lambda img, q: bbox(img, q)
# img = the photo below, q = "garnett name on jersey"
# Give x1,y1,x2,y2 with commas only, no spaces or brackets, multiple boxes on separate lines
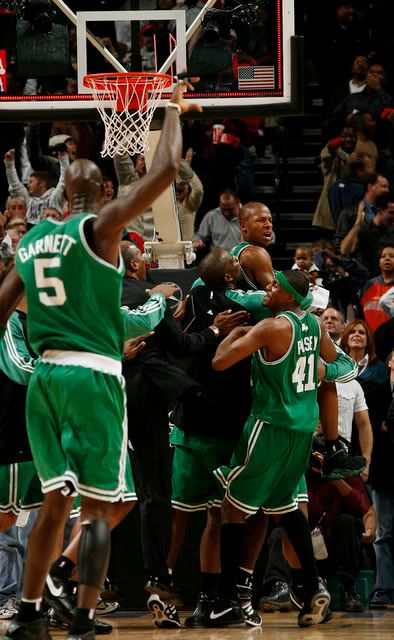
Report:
297,335,318,355
18,234,77,263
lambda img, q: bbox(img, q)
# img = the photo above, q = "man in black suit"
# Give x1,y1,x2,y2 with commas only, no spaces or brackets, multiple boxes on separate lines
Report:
120,242,248,627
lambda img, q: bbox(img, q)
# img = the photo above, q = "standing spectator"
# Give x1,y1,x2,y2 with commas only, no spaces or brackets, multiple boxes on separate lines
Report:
352,112,379,169
313,127,357,232
333,63,392,123
193,189,241,253
335,174,389,254
327,55,369,115
360,245,394,332
366,349,394,607
328,153,374,225
4,149,68,226
175,151,204,241
114,153,154,241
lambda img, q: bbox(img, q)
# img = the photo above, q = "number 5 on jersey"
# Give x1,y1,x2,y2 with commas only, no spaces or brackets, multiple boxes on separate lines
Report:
34,258,67,307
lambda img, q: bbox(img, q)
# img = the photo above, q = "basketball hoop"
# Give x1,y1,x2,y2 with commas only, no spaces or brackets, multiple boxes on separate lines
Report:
83,72,173,158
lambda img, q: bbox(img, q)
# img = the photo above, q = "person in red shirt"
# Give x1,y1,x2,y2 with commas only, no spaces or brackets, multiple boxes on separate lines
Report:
360,244,394,332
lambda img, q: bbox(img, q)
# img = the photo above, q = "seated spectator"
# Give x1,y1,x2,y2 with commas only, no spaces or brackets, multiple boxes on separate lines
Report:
3,148,68,226
378,285,394,319
0,196,27,239
335,173,390,256
0,219,27,259
101,176,116,205
307,441,376,613
360,245,394,332
140,25,156,72
193,188,241,253
340,319,388,388
292,245,322,285
312,238,335,270
365,349,394,607
313,127,357,232
172,150,203,242
328,153,374,225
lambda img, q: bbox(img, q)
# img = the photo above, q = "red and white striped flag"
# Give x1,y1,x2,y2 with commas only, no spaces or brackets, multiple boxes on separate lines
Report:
238,65,275,90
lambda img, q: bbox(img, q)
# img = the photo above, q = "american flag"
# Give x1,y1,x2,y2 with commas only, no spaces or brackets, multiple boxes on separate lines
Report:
238,65,275,90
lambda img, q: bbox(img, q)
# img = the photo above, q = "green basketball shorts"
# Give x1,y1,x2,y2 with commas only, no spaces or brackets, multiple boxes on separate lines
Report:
0,462,43,515
27,358,135,502
171,430,238,511
214,415,313,515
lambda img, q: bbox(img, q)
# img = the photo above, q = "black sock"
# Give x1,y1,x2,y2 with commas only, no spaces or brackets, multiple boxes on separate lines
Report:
291,568,305,588
69,608,95,635
281,510,319,596
217,523,245,600
51,554,76,582
200,572,220,599
237,567,253,590
16,600,42,623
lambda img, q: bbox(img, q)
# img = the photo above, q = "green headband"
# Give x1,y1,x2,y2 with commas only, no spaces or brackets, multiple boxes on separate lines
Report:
276,271,313,310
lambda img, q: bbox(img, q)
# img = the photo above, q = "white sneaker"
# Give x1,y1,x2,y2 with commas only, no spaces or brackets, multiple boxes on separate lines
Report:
147,593,181,628
96,597,120,615
0,597,17,620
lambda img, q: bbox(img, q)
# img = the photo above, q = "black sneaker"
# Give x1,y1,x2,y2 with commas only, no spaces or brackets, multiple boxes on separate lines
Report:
4,618,52,640
322,449,365,480
184,595,215,628
144,578,183,606
44,575,76,625
206,599,245,628
237,584,262,626
259,580,293,612
298,578,330,627
343,587,364,612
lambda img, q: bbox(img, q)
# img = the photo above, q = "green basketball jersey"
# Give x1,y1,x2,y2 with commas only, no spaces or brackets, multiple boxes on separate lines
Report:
231,242,259,291
251,310,321,432
16,213,126,360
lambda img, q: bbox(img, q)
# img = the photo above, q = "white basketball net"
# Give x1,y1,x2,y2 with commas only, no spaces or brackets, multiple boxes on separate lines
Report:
84,73,172,158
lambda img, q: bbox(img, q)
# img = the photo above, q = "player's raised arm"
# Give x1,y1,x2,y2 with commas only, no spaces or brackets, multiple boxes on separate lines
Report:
0,269,25,340
95,81,202,244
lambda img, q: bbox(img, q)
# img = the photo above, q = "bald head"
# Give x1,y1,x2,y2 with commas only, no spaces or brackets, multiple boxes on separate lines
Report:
65,159,102,203
120,240,146,280
198,248,240,290
239,202,273,246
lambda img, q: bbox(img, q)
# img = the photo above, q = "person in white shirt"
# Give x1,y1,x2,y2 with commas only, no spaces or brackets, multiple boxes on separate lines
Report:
322,306,346,344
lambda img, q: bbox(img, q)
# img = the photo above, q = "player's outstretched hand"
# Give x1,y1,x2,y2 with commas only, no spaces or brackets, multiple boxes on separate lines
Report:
213,309,250,336
4,148,15,162
170,79,203,115
146,283,180,299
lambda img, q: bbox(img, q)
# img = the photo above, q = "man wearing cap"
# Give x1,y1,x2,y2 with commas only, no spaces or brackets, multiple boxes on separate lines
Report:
209,270,336,627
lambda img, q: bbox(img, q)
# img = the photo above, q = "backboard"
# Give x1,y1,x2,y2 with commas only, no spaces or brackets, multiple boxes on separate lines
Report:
0,0,302,122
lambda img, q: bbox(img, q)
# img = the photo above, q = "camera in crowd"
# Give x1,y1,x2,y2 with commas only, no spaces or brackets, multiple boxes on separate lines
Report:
201,2,264,43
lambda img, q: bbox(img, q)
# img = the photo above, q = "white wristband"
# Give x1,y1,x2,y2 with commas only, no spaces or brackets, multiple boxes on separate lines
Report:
166,102,181,114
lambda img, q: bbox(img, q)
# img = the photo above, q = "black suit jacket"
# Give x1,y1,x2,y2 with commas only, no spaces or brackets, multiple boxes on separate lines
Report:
121,278,218,405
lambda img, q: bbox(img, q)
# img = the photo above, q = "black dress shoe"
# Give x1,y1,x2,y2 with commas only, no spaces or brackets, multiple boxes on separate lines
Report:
259,581,293,612
343,588,364,612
